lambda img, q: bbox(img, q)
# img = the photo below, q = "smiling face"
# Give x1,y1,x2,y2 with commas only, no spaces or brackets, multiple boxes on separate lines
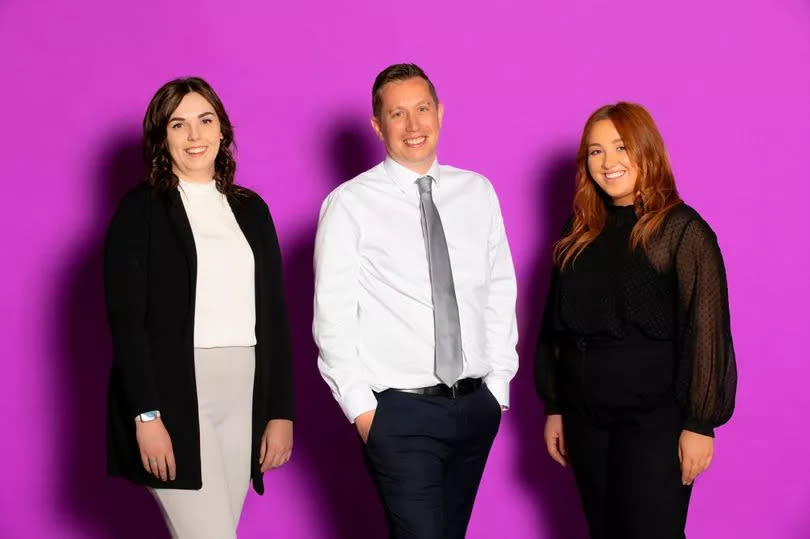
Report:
586,119,638,206
370,77,443,175
165,92,222,182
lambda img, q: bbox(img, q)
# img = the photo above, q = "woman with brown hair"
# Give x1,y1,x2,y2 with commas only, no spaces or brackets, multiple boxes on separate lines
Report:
535,102,737,538
104,77,294,538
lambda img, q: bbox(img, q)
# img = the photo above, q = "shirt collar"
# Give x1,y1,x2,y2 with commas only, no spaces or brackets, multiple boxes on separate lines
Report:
383,156,441,194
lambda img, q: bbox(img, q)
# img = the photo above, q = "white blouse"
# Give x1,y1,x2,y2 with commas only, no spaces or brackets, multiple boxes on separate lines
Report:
178,179,256,348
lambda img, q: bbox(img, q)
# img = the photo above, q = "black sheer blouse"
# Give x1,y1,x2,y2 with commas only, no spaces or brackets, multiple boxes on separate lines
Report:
534,203,737,436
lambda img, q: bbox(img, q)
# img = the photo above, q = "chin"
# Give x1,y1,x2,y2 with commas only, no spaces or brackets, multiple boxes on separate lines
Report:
402,147,427,158
189,162,215,172
601,184,631,198
610,192,634,203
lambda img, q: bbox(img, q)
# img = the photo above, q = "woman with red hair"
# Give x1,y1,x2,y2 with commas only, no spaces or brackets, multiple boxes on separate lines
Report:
535,102,737,538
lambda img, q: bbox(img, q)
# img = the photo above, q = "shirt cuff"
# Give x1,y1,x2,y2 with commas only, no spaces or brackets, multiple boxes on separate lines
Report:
340,386,378,424
683,416,715,438
544,402,561,415
483,375,510,409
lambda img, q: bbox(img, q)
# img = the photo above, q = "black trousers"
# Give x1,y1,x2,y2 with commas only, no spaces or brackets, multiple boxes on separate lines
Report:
363,385,502,539
559,337,692,539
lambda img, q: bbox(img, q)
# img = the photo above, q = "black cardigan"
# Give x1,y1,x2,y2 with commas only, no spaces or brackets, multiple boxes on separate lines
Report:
104,183,293,494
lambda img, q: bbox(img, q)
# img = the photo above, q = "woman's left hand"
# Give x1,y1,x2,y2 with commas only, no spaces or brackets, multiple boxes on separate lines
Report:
259,419,293,472
678,430,713,485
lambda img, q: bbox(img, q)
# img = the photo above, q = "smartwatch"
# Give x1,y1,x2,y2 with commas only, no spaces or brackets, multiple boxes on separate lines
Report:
134,410,161,422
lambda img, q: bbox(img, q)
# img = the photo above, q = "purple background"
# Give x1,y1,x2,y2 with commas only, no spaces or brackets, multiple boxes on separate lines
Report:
2,0,808,537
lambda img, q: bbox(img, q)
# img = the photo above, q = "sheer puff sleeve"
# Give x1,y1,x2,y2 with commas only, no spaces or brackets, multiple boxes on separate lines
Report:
674,216,737,437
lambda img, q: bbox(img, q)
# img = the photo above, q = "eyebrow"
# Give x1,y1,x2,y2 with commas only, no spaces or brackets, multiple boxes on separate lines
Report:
388,100,433,112
588,138,624,147
168,111,216,122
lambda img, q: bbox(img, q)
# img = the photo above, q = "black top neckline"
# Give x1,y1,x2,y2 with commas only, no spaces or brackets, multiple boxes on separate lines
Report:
606,203,637,225
606,203,636,214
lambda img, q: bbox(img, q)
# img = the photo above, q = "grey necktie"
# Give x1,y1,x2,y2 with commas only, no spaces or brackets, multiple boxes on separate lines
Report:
416,175,463,386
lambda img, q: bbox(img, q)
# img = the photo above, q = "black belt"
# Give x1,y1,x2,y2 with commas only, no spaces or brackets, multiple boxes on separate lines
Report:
388,378,483,399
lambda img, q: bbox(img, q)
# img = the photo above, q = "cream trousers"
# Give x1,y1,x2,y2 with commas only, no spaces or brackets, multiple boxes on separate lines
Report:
151,346,255,539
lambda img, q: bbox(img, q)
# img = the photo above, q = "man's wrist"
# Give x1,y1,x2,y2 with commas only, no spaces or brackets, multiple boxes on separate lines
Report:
342,387,378,423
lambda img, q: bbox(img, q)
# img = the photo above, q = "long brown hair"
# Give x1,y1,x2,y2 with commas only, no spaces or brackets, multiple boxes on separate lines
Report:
554,102,682,268
142,77,241,196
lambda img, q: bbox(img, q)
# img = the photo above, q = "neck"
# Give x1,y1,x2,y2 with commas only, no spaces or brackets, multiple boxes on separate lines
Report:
175,168,215,184
611,195,634,207
391,155,435,176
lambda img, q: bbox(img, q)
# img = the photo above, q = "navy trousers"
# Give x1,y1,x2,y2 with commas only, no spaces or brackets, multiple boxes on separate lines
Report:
363,385,502,539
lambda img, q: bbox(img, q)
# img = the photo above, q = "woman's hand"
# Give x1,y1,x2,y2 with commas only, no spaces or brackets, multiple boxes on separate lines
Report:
544,414,567,467
135,418,175,482
259,419,293,472
678,430,713,485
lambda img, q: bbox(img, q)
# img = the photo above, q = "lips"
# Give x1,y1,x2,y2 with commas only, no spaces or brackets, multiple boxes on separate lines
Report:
404,136,426,147
185,146,207,157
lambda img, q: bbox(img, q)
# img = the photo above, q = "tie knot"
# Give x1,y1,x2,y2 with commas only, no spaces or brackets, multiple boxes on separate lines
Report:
417,175,433,195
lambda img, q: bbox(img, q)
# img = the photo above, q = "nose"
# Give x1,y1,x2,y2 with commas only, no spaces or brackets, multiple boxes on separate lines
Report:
187,123,201,141
405,113,418,132
601,150,617,170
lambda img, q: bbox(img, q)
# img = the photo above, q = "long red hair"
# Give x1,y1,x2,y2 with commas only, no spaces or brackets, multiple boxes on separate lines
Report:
554,102,682,268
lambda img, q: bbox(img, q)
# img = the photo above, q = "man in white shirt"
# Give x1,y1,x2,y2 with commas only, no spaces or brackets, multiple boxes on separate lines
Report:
313,63,518,539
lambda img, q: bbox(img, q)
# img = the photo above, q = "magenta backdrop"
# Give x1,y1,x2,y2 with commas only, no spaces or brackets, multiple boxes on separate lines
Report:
1,0,808,537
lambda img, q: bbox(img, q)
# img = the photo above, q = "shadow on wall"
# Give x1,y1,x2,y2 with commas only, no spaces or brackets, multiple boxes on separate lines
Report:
53,134,169,538
280,115,387,538
508,148,591,539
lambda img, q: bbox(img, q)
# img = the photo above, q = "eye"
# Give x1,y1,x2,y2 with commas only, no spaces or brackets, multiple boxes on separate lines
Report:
617,145,626,152
170,122,183,129
392,111,402,118
418,105,428,112
589,149,602,157
202,118,213,125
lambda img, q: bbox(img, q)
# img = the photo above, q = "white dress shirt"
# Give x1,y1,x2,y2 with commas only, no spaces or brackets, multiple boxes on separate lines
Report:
178,179,256,348
313,158,518,422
